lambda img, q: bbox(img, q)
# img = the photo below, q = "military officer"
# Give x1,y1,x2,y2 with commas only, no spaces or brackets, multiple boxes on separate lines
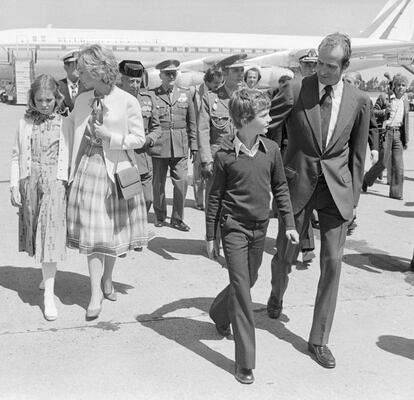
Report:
197,53,247,180
119,60,161,214
197,53,246,254
150,59,197,231
192,65,224,210
58,50,87,116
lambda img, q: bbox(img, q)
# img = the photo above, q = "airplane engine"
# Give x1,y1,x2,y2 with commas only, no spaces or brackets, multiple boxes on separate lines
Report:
253,65,294,89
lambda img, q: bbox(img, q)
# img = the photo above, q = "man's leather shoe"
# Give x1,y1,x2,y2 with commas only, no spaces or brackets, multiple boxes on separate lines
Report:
170,220,190,232
215,324,232,337
154,219,165,227
308,343,336,369
361,181,367,192
234,365,254,384
302,250,315,263
267,295,283,319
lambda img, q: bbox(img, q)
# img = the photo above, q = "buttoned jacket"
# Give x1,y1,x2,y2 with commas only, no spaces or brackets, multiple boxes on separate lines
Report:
62,86,145,184
10,115,68,187
149,85,197,158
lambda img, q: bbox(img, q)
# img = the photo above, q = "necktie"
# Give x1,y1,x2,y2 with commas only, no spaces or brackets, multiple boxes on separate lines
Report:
70,83,78,99
320,85,332,151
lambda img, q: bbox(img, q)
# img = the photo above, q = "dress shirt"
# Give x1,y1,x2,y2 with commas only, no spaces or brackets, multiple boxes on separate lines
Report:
318,79,344,145
67,78,79,99
386,95,404,127
234,135,266,157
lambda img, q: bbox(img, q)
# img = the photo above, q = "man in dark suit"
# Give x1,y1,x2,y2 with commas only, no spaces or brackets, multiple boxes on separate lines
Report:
58,50,86,115
267,33,371,368
150,60,197,231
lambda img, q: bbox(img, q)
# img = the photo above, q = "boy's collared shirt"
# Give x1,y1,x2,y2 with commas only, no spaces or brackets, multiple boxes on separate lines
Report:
234,135,267,158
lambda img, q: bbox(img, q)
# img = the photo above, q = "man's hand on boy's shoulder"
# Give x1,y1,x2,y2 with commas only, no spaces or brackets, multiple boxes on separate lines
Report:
285,229,300,245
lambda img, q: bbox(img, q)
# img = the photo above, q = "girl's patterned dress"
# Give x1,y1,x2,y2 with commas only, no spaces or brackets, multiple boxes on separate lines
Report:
19,116,67,263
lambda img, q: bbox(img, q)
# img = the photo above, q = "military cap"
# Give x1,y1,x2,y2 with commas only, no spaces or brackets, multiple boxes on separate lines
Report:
296,48,318,63
119,60,145,76
217,53,248,69
155,59,180,71
62,50,79,64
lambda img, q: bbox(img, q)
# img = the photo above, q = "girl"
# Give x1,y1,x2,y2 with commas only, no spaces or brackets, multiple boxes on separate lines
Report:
10,74,68,321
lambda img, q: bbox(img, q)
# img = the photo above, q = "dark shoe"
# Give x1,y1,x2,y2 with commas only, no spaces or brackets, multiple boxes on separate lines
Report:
302,250,315,263
154,219,165,227
215,324,232,337
170,220,190,232
101,279,117,302
234,365,254,384
308,343,336,369
267,295,283,319
362,181,367,192
134,246,143,252
196,204,205,211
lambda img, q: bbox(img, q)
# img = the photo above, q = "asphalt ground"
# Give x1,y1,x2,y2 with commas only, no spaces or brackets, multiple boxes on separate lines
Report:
0,103,413,400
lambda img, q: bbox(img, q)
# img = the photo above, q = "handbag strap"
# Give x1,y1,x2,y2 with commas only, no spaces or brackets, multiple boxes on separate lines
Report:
113,135,139,175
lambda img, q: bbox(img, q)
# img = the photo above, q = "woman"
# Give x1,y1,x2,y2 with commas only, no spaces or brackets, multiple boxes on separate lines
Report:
64,44,150,320
244,66,261,89
10,74,68,321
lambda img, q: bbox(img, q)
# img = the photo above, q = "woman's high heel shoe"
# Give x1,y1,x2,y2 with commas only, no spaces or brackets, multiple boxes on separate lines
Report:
86,297,103,321
101,279,117,302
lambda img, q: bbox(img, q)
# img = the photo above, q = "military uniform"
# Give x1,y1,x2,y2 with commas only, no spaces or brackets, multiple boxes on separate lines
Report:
197,85,235,166
136,90,161,212
149,84,197,224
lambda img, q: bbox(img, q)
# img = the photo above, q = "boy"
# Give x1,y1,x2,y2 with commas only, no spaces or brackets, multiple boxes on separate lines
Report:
206,88,299,384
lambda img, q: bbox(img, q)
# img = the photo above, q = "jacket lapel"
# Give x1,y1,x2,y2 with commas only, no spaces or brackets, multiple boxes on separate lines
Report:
325,83,356,151
301,75,322,152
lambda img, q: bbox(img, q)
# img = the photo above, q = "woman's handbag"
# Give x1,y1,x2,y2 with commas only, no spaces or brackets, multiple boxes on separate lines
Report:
113,137,142,200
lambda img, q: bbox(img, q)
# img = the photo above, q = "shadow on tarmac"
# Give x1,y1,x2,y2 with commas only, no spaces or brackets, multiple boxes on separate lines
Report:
0,265,134,311
385,210,414,218
136,297,309,375
376,335,414,360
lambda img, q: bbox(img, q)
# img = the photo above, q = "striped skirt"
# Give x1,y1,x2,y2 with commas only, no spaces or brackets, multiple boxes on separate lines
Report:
67,143,152,256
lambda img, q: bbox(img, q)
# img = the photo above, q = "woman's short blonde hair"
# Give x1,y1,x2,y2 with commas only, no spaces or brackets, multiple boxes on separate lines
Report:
77,44,119,87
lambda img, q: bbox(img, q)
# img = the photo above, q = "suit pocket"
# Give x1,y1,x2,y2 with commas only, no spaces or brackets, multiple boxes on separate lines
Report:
341,171,352,183
220,214,232,230
284,166,297,180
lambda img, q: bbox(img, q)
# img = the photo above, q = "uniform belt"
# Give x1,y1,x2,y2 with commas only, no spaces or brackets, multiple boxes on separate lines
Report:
386,126,401,132
160,122,187,129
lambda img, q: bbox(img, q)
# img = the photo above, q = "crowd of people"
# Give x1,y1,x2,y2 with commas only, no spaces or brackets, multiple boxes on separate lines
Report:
9,32,412,384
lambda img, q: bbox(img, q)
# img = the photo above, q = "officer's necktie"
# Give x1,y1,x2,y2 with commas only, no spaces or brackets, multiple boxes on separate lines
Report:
70,82,78,99
320,85,332,151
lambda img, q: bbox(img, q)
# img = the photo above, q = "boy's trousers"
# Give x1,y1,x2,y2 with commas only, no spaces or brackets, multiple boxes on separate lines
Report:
209,215,268,369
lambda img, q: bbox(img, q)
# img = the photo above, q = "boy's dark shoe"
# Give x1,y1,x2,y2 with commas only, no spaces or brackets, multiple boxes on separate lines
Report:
154,219,165,227
235,365,254,384
361,181,368,192
308,343,336,369
267,296,283,319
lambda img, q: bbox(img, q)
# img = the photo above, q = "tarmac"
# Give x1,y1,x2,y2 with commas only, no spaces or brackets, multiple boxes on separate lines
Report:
0,102,413,400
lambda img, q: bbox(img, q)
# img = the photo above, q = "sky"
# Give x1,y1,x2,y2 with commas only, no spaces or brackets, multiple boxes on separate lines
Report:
0,0,408,80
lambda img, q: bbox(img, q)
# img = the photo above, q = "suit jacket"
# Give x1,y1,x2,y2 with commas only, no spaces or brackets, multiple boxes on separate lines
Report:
270,74,371,221
62,86,145,184
374,93,409,147
58,78,87,114
10,116,68,187
149,85,197,158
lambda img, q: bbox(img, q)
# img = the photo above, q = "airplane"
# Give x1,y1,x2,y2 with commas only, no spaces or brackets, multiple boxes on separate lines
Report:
0,0,414,96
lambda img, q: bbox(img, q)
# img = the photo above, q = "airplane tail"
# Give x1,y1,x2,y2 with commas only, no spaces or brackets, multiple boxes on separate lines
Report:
359,0,414,41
